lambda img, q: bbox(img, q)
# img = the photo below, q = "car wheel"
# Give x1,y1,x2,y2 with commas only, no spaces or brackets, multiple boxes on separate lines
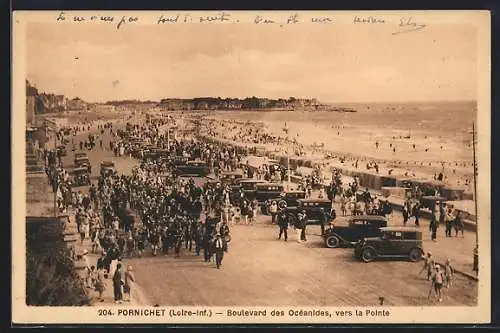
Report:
325,235,340,248
361,248,376,263
408,248,423,262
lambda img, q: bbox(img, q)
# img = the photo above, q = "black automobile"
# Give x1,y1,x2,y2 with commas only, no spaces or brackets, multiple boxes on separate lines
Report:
254,182,285,205
168,156,190,166
74,152,90,166
354,227,424,263
100,161,116,176
56,145,67,156
236,179,267,201
287,198,333,225
262,190,306,215
71,167,91,187
176,160,210,177
221,171,245,186
323,215,388,248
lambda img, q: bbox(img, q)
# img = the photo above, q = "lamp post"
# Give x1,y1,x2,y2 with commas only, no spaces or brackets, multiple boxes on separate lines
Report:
53,128,58,218
283,122,291,190
472,122,478,275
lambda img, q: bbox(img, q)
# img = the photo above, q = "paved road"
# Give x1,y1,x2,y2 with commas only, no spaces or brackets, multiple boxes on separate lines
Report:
58,120,478,307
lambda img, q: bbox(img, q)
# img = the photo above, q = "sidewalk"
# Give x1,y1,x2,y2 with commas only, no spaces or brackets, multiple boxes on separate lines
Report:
67,214,149,306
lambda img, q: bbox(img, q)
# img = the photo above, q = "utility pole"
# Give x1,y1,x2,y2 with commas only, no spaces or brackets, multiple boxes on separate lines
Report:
53,128,58,218
472,121,478,274
284,122,291,190
167,124,170,151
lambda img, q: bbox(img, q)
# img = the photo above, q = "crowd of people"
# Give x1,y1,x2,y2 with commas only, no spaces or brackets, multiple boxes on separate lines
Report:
36,112,472,305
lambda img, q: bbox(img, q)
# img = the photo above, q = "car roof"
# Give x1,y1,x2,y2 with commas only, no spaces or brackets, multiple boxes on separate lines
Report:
239,179,266,183
350,215,388,222
255,183,283,187
298,198,331,203
421,196,447,201
380,226,422,233
101,161,114,165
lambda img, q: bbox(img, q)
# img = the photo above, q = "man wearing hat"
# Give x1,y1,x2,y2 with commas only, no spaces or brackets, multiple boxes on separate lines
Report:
295,210,307,243
277,209,289,241
212,232,226,269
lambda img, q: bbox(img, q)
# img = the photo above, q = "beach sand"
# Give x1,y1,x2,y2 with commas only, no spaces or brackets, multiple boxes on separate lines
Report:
201,101,476,193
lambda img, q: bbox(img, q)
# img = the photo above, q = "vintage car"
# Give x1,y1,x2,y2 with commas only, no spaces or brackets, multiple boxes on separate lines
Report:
168,156,190,166
254,182,285,205
100,161,116,176
175,160,210,177
323,215,388,248
71,167,91,187
74,152,90,165
236,179,267,201
262,190,306,215
287,198,334,225
56,145,67,156
221,171,245,186
354,227,424,263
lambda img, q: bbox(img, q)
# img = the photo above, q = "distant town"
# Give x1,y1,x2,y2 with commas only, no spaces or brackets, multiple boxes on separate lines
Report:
26,80,357,117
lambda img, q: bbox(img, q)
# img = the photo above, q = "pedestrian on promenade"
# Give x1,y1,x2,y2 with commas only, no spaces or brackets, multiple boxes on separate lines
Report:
340,195,347,216
445,205,454,237
412,202,421,227
454,211,464,237
444,258,454,288
95,266,106,302
429,264,445,302
277,210,289,241
295,211,306,243
123,265,136,302
420,252,434,280
269,201,278,224
112,263,123,304
213,232,225,269
402,206,409,226
429,215,438,242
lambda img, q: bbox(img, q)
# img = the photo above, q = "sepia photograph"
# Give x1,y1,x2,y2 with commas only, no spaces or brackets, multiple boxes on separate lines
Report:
12,10,491,324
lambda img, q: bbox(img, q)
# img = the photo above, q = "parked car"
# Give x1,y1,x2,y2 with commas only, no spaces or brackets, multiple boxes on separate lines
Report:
262,190,306,215
71,167,91,187
323,215,388,248
254,182,285,205
236,179,267,201
74,152,89,166
168,156,190,166
175,160,210,177
287,198,333,225
56,145,67,156
354,227,424,263
100,161,116,176
221,171,245,186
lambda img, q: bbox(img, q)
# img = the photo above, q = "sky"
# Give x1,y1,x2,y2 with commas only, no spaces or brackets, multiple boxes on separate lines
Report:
25,19,478,103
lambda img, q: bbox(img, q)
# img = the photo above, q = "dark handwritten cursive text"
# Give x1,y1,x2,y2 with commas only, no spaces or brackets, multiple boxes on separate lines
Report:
392,17,426,35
